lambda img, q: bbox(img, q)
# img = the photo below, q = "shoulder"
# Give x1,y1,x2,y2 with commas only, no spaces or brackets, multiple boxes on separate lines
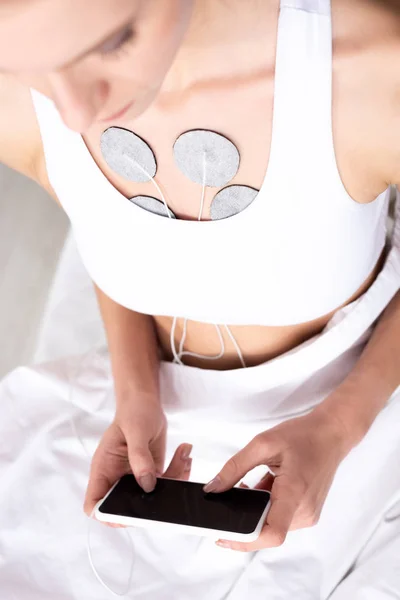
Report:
333,0,400,189
0,75,58,201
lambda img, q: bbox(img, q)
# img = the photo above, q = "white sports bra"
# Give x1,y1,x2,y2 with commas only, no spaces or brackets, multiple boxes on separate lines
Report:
31,0,390,327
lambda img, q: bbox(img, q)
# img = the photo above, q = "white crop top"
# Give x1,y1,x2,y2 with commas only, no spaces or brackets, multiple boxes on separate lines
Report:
31,0,390,326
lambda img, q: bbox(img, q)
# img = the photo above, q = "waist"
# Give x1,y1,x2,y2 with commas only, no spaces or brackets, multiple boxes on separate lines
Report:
154,248,386,370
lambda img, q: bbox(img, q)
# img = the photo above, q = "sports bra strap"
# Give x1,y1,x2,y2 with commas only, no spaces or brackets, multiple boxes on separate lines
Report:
269,0,334,185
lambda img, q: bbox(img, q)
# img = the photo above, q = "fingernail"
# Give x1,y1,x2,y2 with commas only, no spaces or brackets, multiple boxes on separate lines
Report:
204,476,222,493
139,473,156,493
181,445,193,461
216,540,231,549
184,458,192,472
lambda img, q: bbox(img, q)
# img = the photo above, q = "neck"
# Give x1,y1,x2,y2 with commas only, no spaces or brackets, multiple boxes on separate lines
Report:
161,0,278,94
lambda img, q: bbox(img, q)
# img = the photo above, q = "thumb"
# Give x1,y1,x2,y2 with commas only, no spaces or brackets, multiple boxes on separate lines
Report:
204,435,272,493
127,431,157,493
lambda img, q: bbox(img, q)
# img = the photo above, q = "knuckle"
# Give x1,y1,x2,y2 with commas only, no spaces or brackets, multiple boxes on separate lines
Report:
226,455,241,477
282,476,307,500
253,432,268,450
249,434,269,461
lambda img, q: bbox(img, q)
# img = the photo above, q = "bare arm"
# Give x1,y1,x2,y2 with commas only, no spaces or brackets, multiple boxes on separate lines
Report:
0,76,45,184
93,283,161,404
0,78,187,504
314,289,400,448
208,286,400,553
0,75,162,400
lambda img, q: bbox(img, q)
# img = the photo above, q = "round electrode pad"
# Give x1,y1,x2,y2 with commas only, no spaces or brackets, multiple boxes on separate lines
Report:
101,127,157,182
210,185,259,220
129,195,176,219
173,130,240,187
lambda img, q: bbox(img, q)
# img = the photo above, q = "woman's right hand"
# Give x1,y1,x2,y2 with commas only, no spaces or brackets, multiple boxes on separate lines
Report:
84,396,192,517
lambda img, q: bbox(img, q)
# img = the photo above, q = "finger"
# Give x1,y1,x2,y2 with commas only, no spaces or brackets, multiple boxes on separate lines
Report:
149,420,167,476
127,431,159,493
217,474,301,552
204,435,273,493
163,443,193,480
84,471,114,516
183,458,192,480
84,435,128,516
239,482,249,489
254,471,275,492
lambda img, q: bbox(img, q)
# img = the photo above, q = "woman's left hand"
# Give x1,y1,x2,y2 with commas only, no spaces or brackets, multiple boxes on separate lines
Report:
205,408,355,552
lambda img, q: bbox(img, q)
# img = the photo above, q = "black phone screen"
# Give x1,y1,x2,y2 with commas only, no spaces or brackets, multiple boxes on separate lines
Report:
99,475,270,535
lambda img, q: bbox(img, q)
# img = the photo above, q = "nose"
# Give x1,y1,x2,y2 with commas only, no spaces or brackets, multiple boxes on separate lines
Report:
48,68,108,132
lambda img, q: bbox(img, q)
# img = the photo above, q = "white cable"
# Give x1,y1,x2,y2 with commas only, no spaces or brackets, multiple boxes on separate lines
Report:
173,153,207,363
224,325,247,369
68,351,135,597
178,324,225,362
67,155,246,594
149,174,172,219
178,318,188,358
124,150,246,369
168,152,246,369
122,154,172,219
171,316,184,365
88,509,135,598
198,152,207,221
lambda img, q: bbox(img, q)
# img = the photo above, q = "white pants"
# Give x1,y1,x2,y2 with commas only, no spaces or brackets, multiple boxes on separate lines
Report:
0,202,400,599
1,332,400,599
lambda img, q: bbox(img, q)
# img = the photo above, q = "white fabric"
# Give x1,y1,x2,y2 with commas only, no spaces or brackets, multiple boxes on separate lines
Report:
0,192,399,598
30,0,389,326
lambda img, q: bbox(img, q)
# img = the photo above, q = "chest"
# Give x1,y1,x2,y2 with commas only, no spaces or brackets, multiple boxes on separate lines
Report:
84,75,276,221
84,61,389,222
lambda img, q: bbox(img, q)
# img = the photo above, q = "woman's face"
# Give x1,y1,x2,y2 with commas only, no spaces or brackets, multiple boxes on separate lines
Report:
0,0,194,131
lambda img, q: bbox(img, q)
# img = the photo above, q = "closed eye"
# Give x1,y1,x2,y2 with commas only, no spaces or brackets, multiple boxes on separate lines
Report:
98,25,135,58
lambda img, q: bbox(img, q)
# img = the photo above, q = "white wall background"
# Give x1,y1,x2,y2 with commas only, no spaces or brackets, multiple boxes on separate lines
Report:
0,163,68,377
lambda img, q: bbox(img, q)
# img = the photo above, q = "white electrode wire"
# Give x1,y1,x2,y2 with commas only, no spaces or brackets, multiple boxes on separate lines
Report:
123,154,172,219
169,152,246,369
224,325,247,369
178,318,188,358
68,350,135,597
149,175,172,219
198,152,207,221
170,316,184,365
178,324,225,362
172,153,206,363
88,509,135,598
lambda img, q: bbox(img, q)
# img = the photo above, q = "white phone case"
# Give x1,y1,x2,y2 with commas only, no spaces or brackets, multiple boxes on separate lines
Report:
94,478,271,543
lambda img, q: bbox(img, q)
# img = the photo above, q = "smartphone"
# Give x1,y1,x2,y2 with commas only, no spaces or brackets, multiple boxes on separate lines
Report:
95,474,271,542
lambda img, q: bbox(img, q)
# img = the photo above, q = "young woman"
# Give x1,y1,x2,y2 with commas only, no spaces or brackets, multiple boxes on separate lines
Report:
0,0,399,597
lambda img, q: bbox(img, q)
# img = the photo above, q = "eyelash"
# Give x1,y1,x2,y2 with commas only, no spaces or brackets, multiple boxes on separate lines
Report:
100,27,135,59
